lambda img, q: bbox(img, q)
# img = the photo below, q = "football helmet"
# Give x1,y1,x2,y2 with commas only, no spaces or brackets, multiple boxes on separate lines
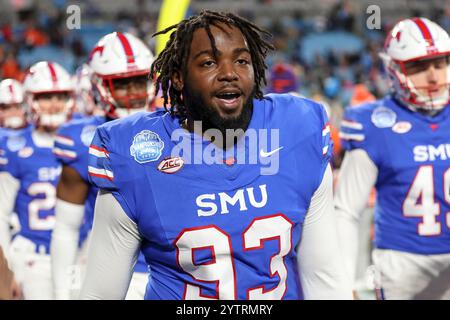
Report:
89,32,155,119
0,79,27,129
380,18,450,112
23,61,74,130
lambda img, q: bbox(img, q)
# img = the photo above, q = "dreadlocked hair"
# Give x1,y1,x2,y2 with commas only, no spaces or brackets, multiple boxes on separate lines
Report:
150,10,274,122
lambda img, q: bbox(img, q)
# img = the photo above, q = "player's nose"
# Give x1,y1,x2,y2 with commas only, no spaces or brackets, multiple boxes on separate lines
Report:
217,61,239,82
426,64,439,83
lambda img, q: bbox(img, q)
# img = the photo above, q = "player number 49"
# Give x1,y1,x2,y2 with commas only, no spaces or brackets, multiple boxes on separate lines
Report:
402,165,450,236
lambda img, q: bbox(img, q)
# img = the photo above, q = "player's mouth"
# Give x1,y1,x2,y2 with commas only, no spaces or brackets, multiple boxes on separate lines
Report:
426,85,445,96
213,88,243,113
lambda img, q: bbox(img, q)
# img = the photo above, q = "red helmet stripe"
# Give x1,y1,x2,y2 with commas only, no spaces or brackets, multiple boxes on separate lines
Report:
411,18,434,46
116,32,135,64
8,83,15,101
47,62,58,86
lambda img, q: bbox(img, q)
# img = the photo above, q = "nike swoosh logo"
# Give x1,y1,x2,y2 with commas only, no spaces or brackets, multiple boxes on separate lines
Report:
260,147,283,158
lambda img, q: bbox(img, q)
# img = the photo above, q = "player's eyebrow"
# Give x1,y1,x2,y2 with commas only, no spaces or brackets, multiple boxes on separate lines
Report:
233,47,251,56
192,49,214,60
192,47,250,60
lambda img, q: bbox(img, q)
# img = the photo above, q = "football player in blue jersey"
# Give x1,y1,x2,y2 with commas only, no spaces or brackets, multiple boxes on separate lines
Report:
335,18,450,299
80,10,352,300
51,32,156,299
0,79,29,166
0,61,75,299
0,79,28,134
0,78,29,300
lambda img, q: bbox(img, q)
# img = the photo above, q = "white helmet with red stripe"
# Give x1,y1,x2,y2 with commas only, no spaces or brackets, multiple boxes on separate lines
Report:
0,79,24,105
0,79,27,129
89,32,155,119
23,61,74,129
380,17,450,112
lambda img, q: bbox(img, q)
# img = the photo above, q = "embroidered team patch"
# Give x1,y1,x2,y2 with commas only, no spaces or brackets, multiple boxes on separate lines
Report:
130,130,164,164
371,106,397,128
81,125,97,147
157,156,184,174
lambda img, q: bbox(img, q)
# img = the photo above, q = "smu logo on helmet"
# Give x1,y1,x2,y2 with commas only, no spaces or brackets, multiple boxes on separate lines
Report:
196,185,268,217
414,144,450,162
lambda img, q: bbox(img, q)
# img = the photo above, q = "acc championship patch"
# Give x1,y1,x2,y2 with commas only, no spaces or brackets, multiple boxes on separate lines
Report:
371,106,396,128
392,121,412,134
130,130,164,164
81,125,97,147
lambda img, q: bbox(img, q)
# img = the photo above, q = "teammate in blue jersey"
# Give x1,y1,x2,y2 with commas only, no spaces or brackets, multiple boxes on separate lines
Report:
0,78,31,300
51,32,156,300
0,61,75,300
0,79,29,155
335,18,450,299
80,10,351,300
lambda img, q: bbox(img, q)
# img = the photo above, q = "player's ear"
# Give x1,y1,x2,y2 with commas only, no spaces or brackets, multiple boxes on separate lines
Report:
171,70,184,92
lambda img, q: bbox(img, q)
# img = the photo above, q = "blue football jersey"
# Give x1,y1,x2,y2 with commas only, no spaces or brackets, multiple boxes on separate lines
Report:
54,115,148,273
88,94,332,300
340,96,450,255
3,129,61,252
0,125,32,169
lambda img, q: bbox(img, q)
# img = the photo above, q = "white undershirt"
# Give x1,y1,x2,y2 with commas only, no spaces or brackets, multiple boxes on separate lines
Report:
50,199,85,300
80,164,352,300
334,149,378,287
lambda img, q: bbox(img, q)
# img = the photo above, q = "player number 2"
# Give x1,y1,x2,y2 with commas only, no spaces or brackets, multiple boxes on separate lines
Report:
402,166,450,236
28,182,56,230
175,214,293,300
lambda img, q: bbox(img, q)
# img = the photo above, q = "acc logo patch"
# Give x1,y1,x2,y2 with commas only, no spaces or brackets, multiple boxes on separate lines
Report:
6,135,26,152
130,130,164,164
81,125,97,147
371,106,397,128
392,121,412,134
157,156,184,174
18,147,34,158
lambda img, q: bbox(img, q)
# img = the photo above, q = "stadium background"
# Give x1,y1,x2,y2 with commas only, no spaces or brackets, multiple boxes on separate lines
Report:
0,0,449,299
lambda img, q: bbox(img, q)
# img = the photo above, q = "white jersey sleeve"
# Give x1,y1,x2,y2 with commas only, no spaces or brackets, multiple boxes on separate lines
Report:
0,171,20,255
297,164,353,299
334,149,378,286
79,190,141,300
50,199,85,300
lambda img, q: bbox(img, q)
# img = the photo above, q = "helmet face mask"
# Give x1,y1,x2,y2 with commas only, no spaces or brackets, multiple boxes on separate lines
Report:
94,71,154,118
392,55,450,112
0,103,27,129
381,18,450,113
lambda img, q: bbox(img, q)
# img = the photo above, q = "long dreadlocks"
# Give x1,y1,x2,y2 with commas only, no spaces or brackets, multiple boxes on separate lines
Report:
150,10,274,122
